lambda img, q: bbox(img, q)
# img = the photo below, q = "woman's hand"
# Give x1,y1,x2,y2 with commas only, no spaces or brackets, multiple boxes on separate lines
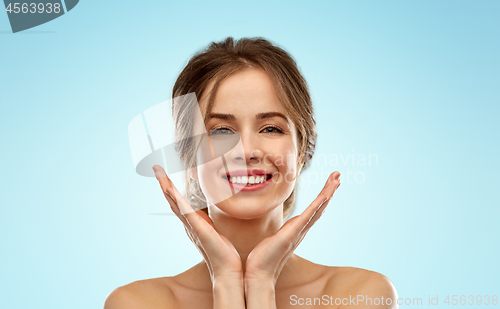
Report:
152,165,245,308
244,172,341,306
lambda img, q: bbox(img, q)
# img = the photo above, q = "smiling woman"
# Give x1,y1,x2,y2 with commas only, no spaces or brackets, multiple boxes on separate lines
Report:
190,67,304,220
172,37,317,220
104,37,398,309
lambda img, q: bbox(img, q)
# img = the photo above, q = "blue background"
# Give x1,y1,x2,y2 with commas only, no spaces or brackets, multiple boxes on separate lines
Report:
1,1,498,308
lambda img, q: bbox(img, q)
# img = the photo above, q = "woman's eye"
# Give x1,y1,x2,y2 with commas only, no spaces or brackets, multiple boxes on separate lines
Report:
261,126,284,134
210,127,234,135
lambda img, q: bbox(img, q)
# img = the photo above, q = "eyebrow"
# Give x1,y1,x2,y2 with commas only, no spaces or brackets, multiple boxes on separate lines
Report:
208,113,236,121
256,112,288,122
208,112,289,122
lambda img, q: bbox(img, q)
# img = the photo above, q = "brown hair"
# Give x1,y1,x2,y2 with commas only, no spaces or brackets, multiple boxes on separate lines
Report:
172,37,316,219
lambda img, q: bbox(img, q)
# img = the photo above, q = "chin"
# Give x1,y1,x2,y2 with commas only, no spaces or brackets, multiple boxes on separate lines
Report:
210,191,287,220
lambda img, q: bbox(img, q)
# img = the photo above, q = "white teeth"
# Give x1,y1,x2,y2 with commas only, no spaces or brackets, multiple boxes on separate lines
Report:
227,175,268,184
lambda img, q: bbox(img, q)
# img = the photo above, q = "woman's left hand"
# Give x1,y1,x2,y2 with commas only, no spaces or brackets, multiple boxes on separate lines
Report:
244,171,341,286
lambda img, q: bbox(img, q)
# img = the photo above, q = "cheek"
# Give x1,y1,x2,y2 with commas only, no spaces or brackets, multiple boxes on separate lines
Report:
264,142,298,170
197,158,232,205
263,143,299,187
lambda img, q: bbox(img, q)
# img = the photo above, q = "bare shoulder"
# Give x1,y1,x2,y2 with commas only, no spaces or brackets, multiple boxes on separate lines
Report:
324,266,398,308
103,277,178,309
103,263,212,309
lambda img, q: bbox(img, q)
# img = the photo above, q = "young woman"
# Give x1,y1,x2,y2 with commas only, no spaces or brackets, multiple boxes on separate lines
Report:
105,37,397,309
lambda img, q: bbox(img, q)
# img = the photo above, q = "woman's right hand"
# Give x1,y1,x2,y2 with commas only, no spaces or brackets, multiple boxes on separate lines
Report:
152,165,244,284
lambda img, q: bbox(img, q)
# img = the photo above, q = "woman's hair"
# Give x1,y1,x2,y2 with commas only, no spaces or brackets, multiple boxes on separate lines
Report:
172,37,316,219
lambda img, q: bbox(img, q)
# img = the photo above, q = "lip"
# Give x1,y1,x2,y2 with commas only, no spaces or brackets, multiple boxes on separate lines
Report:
221,169,274,192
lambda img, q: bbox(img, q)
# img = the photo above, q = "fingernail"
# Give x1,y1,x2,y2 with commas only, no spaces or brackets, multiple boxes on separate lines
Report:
153,165,167,179
155,171,167,180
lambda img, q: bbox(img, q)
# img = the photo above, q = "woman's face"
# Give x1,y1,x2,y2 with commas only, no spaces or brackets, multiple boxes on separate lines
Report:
194,68,301,219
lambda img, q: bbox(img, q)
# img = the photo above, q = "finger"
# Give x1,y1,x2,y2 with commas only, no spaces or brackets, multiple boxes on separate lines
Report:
195,209,217,230
151,166,219,244
283,172,341,236
275,197,327,252
307,172,340,214
300,197,332,235
152,165,179,210
152,168,219,247
152,165,194,229
275,190,339,271
151,166,208,246
182,208,218,242
318,171,341,198
152,165,196,216
299,179,341,235
313,176,341,219
275,230,309,275
151,167,226,275
250,174,341,279
183,210,220,245
306,172,341,219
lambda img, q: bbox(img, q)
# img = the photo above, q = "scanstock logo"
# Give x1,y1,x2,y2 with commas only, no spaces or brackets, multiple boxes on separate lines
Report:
3,1,79,33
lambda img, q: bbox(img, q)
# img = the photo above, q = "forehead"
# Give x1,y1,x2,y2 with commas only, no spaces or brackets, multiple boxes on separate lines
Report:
200,68,286,117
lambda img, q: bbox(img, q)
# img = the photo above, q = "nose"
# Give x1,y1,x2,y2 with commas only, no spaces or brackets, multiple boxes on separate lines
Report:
230,132,263,165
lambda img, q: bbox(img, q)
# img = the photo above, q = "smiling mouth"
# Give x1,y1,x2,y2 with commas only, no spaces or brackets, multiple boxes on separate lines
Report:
222,174,273,186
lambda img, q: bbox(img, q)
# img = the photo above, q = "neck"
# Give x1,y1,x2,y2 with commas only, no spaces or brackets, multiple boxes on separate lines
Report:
189,204,312,292
208,203,284,267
